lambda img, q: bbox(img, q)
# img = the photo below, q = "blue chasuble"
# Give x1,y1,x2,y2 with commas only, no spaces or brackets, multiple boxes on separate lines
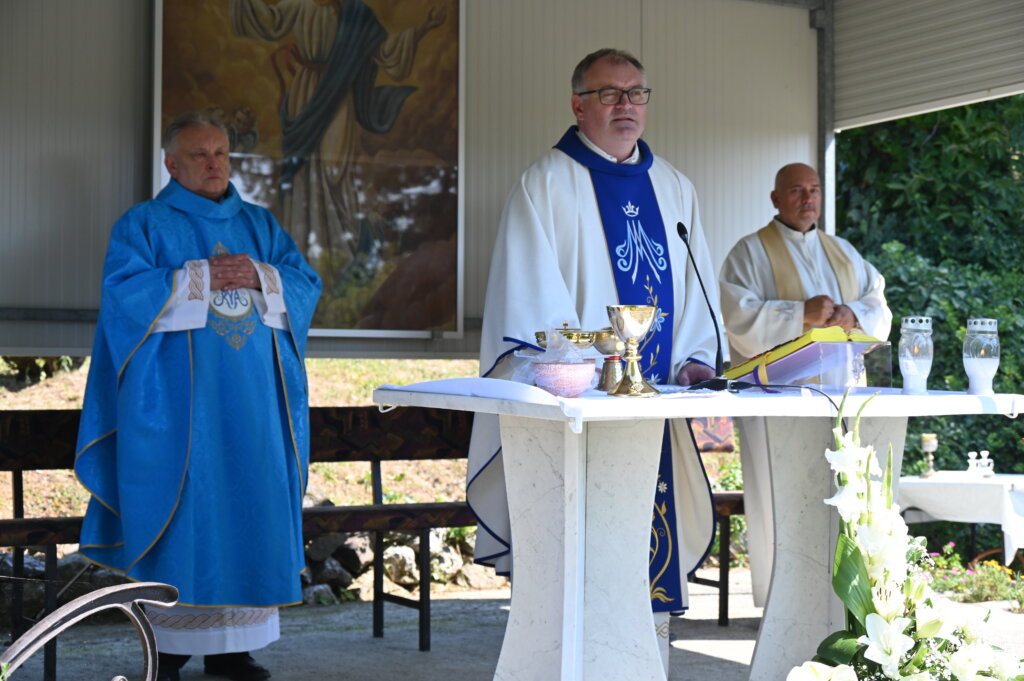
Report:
554,127,686,611
75,180,321,607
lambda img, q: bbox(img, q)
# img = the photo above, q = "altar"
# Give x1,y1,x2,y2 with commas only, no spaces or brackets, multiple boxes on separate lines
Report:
373,380,1023,681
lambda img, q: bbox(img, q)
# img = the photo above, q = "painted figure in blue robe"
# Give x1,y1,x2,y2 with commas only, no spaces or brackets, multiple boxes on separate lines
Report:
75,111,321,681
230,0,446,284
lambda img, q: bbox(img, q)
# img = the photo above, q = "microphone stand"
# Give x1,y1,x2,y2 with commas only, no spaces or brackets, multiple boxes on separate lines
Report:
675,222,751,393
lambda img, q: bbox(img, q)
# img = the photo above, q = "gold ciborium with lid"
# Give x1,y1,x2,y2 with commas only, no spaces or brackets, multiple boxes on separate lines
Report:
606,305,659,397
534,322,596,350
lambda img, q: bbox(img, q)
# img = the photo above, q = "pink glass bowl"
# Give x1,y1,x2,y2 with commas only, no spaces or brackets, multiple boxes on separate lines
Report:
533,361,596,398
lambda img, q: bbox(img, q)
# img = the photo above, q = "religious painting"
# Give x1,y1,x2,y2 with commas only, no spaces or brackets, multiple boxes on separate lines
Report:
158,0,462,337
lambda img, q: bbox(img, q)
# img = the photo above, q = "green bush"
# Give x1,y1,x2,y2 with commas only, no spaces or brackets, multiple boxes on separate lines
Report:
836,93,1024,562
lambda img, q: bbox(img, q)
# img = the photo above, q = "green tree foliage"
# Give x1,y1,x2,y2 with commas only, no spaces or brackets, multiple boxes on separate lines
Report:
838,95,1024,266
836,95,1024,561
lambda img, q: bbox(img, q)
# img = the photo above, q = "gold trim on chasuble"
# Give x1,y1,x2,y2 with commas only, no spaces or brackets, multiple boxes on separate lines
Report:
639,274,665,382
649,472,674,604
126,331,195,573
273,330,306,492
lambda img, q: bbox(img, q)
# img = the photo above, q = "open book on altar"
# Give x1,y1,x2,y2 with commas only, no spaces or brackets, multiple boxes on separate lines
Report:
723,326,890,388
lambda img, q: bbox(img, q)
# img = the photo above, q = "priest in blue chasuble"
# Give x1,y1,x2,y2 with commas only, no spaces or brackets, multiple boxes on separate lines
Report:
75,111,321,681
469,48,719,658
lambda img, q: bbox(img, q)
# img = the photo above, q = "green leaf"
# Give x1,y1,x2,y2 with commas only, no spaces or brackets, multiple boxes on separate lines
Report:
833,533,875,627
815,630,863,665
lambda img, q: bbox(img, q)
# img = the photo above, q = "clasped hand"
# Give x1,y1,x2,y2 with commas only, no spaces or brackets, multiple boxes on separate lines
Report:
804,294,856,332
210,254,260,291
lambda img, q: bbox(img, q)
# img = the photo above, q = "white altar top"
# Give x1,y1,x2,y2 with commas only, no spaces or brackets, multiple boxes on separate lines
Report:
899,471,1024,566
376,378,1022,427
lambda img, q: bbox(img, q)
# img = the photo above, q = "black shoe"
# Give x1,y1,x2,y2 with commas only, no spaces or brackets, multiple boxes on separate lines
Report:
204,652,272,681
157,652,190,681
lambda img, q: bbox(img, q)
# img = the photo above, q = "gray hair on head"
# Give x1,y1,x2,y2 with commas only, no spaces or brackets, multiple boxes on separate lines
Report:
571,48,646,93
162,111,229,153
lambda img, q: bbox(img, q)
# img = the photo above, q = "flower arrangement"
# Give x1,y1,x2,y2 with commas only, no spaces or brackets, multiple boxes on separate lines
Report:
787,394,1024,681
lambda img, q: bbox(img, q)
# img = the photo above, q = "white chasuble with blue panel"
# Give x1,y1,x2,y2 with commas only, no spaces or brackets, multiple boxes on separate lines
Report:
554,129,686,611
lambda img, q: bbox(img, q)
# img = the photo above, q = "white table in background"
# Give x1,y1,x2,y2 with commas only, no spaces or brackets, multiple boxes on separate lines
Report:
373,380,1023,681
899,471,1024,565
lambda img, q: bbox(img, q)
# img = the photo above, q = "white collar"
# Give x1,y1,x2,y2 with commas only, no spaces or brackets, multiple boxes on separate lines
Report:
773,217,819,241
576,130,641,165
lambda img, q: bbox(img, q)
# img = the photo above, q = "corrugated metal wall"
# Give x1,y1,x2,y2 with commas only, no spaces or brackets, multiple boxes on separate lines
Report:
0,0,818,358
0,1,152,355
835,0,1024,130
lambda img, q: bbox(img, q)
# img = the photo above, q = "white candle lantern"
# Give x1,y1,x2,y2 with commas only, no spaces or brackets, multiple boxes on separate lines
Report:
963,318,999,395
899,316,933,395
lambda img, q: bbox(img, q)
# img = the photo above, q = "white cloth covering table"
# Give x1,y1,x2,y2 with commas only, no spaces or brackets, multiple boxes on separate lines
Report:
899,471,1024,566
373,379,1023,681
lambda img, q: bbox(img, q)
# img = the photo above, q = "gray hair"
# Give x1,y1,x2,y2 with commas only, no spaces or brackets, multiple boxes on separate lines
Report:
162,111,229,153
571,48,646,93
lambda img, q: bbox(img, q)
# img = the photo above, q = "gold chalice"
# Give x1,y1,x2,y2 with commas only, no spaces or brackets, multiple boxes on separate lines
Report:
535,322,596,350
606,305,659,397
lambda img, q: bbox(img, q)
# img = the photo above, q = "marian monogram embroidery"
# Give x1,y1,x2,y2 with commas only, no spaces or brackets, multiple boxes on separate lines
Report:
614,202,668,284
208,244,257,351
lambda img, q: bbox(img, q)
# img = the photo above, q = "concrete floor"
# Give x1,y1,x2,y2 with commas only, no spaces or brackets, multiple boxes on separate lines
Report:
8,568,1022,681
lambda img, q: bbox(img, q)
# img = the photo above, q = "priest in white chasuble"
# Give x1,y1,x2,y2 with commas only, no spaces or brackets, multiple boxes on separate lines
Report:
469,48,719,622
718,162,892,607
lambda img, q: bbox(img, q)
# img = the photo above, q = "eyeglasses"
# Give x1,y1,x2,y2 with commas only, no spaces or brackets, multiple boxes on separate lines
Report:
575,87,652,105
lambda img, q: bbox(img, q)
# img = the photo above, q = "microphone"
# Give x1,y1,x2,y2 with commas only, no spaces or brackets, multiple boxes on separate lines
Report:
675,221,747,392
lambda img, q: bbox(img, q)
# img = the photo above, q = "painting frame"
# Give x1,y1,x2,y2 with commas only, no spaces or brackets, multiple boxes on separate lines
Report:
152,0,464,339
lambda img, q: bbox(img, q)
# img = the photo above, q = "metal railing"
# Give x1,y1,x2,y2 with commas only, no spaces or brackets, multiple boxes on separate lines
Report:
0,582,177,681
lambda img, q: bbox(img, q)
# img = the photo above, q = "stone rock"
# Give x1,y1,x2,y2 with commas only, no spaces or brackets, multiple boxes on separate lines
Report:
0,551,47,578
406,529,444,556
86,567,130,590
312,556,353,592
57,552,94,584
431,544,464,583
383,545,419,586
332,533,373,576
349,570,374,602
452,562,511,591
302,583,339,606
306,532,349,562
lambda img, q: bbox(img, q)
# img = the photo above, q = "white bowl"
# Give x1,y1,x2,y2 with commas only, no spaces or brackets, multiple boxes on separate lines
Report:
533,361,596,398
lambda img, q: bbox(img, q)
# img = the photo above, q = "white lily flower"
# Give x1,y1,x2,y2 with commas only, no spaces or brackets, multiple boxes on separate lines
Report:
949,642,994,680
786,661,857,681
825,483,863,523
897,673,932,681
824,441,879,477
857,613,915,679
872,585,905,622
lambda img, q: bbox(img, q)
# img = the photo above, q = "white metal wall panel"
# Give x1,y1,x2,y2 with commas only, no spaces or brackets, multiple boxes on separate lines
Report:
835,0,1024,130
644,0,818,269
0,1,151,355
